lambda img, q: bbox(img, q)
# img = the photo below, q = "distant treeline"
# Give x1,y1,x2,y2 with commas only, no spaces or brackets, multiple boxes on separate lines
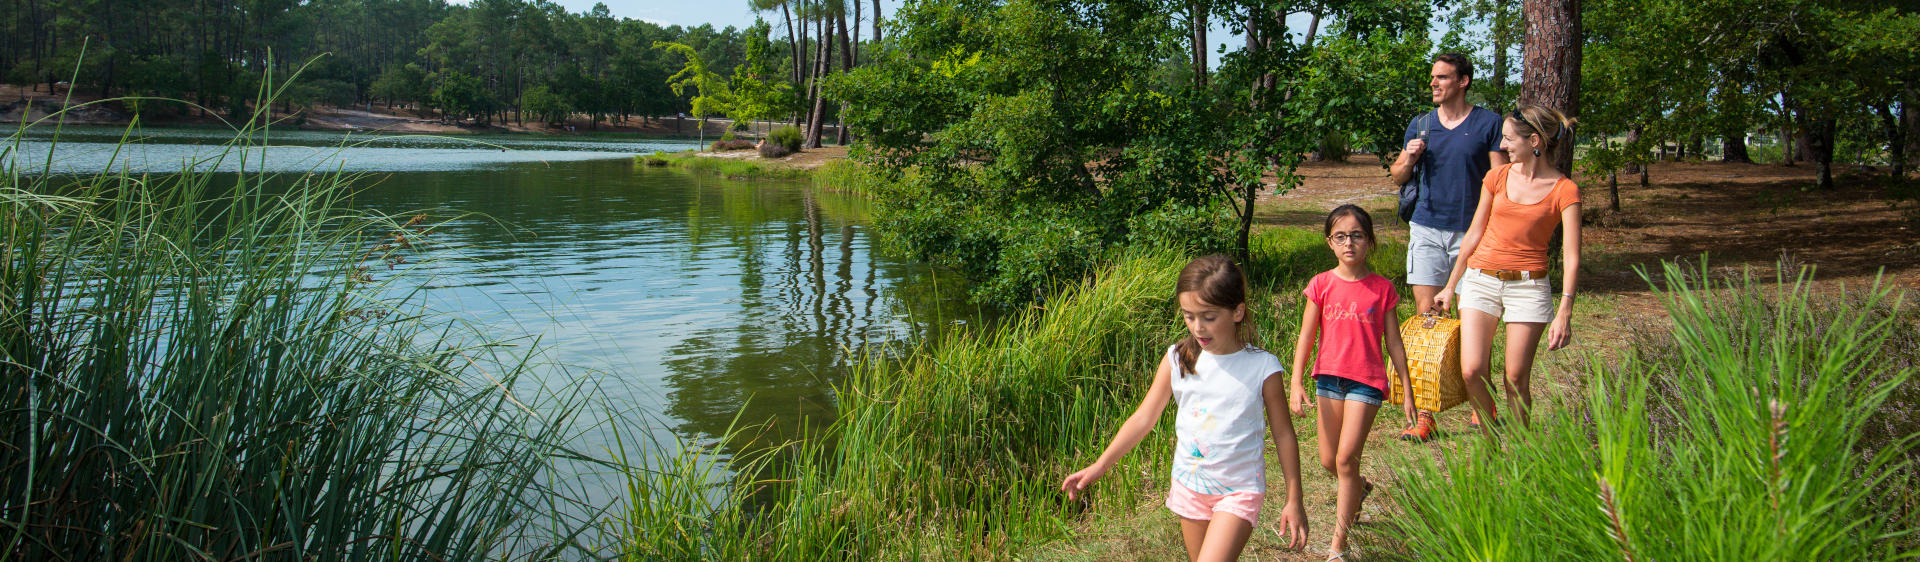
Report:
0,0,866,128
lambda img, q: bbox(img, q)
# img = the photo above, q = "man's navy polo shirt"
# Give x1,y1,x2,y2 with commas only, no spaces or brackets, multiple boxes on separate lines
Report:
1404,106,1505,232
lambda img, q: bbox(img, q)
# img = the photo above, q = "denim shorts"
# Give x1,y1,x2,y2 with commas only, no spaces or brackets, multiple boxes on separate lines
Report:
1314,374,1385,406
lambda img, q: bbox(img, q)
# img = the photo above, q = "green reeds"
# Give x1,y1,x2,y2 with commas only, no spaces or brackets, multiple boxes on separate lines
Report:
2,122,594,558
1381,261,1918,560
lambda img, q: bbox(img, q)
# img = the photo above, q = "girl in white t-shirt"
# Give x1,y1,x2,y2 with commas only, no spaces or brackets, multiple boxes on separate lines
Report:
1061,255,1309,559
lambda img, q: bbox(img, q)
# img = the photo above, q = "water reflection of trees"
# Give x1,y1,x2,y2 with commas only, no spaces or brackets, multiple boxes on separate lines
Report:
660,174,974,446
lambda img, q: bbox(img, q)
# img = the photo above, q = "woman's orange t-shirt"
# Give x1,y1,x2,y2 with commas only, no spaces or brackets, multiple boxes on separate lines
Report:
1466,163,1581,272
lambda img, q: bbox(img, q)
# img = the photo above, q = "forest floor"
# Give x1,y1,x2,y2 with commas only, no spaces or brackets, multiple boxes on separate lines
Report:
1027,158,1920,561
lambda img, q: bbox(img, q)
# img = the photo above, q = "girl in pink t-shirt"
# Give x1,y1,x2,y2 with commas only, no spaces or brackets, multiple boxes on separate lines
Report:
1288,205,1413,560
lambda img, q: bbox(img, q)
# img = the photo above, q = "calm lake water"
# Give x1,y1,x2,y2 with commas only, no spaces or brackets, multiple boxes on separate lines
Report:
11,126,979,495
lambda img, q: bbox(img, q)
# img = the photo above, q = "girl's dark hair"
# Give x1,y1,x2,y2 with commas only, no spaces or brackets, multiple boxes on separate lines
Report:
1323,204,1376,241
1506,104,1578,173
1174,255,1254,376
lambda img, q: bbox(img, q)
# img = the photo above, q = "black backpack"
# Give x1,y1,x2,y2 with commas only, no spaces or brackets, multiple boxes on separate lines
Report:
1397,111,1436,224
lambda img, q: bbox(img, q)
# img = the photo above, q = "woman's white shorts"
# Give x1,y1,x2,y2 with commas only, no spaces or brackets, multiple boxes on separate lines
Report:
1456,268,1555,324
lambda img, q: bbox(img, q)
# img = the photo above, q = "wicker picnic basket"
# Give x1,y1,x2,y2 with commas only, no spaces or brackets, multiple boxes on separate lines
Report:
1386,313,1467,413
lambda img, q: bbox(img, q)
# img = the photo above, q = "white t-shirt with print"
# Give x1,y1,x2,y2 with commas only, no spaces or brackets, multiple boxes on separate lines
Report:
1167,343,1285,495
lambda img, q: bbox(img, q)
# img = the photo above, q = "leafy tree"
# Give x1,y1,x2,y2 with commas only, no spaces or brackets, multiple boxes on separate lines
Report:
370,63,430,112
518,83,572,125
655,40,736,143
730,19,796,134
431,70,497,123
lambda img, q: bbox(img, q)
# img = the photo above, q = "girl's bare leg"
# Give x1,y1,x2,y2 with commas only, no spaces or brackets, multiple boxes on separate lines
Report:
1195,514,1254,561
1331,399,1380,554
1180,517,1209,562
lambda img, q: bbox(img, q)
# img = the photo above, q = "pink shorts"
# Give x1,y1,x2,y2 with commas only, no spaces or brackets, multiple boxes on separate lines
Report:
1165,480,1264,526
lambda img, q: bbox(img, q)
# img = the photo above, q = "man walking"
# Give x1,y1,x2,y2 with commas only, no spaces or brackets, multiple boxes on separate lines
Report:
1390,53,1508,442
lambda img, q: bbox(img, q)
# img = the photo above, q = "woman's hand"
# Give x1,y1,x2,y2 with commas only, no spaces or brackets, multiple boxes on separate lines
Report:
1059,464,1106,501
1432,288,1454,313
1547,315,1574,350
1277,498,1309,549
1289,382,1312,417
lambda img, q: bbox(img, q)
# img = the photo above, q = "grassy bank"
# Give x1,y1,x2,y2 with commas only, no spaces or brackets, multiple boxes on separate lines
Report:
617,230,1409,558
2,125,598,558
639,150,817,181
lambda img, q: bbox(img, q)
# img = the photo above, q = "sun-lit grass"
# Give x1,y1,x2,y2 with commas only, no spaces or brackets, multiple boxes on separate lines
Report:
1379,262,1919,560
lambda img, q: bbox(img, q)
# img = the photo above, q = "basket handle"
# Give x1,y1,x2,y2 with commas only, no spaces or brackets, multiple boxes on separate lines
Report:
1418,310,1451,329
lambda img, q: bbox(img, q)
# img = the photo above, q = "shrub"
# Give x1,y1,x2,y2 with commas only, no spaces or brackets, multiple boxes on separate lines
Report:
709,139,755,151
758,139,793,158
768,125,803,153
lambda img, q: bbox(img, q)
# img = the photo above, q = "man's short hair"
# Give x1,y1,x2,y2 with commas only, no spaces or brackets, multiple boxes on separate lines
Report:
1433,53,1474,89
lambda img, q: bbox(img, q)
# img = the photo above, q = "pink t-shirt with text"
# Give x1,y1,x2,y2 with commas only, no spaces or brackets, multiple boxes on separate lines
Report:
1303,271,1400,392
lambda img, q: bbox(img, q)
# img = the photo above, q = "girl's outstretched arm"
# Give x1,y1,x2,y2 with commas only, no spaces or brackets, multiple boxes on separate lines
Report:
1384,314,1415,426
1289,299,1320,417
1060,353,1175,501
1549,203,1582,350
1262,374,1309,549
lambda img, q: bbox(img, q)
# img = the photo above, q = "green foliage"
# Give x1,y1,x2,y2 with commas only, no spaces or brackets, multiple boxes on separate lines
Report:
431,70,499,122
370,63,431,109
1383,261,1918,560
729,19,797,132
518,83,574,125
768,124,804,153
655,40,735,123
1289,25,1431,162
832,0,1226,307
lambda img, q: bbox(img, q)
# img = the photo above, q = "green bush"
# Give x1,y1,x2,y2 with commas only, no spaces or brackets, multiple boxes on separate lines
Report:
1380,261,1918,560
769,125,803,153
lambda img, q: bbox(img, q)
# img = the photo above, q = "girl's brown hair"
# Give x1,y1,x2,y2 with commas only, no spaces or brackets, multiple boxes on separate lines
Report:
1174,255,1255,376
1323,204,1376,241
1506,104,1578,173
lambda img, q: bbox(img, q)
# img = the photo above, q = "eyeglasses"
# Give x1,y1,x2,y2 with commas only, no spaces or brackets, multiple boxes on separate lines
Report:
1328,232,1369,246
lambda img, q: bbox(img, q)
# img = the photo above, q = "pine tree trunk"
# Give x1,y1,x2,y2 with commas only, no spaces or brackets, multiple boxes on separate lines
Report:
1191,1,1208,88
836,12,852,145
1520,0,1581,175
804,15,829,149
872,0,882,43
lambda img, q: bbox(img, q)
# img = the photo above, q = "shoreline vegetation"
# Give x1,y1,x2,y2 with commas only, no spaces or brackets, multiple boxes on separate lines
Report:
2,120,608,558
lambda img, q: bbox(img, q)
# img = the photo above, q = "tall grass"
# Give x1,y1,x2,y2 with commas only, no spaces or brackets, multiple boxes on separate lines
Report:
612,229,1408,559
2,118,597,557
1380,261,1918,560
